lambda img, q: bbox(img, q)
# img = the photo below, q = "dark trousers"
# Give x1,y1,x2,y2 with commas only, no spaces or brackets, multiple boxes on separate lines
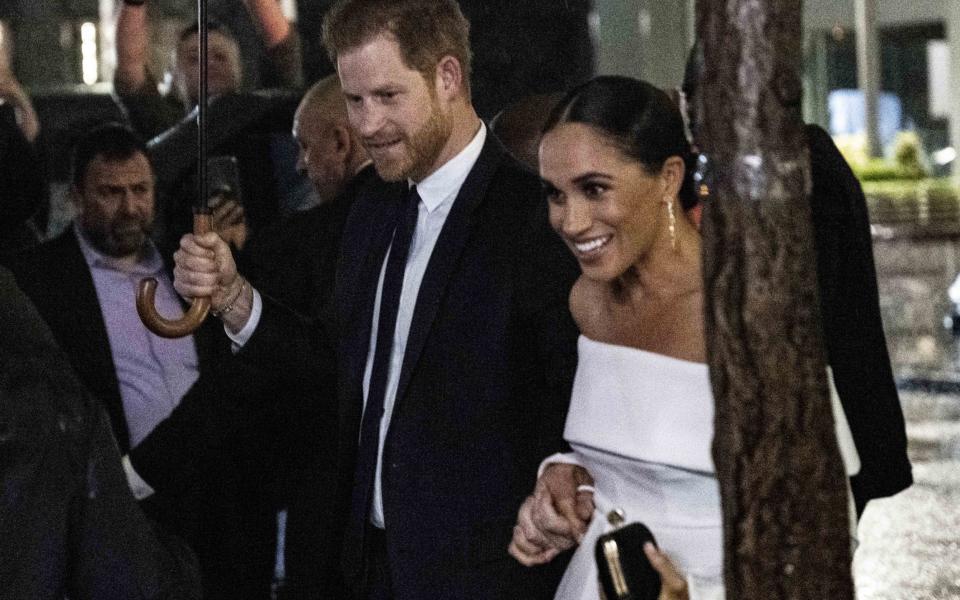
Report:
363,526,393,600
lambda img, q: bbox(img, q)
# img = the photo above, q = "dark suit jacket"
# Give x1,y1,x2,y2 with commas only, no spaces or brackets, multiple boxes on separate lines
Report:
0,266,201,600
240,133,580,599
3,231,278,600
237,165,375,600
806,124,912,512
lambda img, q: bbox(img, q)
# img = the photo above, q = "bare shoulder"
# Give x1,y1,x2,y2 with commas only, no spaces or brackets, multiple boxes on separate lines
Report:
569,276,609,338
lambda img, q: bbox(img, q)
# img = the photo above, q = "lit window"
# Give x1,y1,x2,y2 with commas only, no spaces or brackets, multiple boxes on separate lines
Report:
81,22,98,85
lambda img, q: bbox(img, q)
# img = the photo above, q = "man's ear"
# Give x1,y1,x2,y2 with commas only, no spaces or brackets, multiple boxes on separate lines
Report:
434,55,463,101
332,125,351,159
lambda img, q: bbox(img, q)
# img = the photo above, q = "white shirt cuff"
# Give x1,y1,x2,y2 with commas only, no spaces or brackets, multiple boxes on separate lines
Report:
537,451,584,478
225,288,263,351
122,455,155,500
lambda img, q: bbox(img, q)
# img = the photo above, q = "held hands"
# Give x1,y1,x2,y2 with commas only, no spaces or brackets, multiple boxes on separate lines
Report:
507,464,691,600
508,463,596,566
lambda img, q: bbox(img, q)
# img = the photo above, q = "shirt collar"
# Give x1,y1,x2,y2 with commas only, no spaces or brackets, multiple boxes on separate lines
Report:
73,223,165,276
410,122,487,213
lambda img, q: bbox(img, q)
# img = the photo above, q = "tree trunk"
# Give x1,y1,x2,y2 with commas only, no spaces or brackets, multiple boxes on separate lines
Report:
695,0,855,598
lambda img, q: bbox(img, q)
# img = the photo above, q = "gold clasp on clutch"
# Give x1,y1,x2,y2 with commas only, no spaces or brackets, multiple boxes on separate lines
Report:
602,538,630,597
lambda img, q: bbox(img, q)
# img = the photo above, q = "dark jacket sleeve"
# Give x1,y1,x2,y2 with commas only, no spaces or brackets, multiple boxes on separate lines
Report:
0,110,43,252
262,29,304,90
806,124,912,511
113,74,184,141
129,294,335,495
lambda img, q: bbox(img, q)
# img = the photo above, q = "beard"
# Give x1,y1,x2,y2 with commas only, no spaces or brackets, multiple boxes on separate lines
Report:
84,216,152,258
369,101,453,182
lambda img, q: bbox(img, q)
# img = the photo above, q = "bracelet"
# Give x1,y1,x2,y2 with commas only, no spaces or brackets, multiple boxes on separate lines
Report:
211,277,246,317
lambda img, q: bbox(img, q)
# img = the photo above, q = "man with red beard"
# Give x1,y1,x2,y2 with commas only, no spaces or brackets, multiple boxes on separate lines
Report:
172,1,580,598
3,123,277,600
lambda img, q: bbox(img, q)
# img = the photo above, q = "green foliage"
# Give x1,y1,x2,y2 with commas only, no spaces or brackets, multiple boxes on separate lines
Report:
856,158,905,181
891,131,928,179
833,131,928,182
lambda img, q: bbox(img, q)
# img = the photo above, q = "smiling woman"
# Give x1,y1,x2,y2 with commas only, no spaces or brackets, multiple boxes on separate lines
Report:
538,77,702,356
511,76,878,600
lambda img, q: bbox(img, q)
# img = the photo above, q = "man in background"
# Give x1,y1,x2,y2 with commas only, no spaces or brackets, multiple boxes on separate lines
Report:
4,122,278,600
241,75,372,599
114,0,302,140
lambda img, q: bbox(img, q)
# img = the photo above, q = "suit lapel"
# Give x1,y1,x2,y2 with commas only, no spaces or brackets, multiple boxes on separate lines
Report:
48,233,131,450
393,135,507,407
341,182,406,396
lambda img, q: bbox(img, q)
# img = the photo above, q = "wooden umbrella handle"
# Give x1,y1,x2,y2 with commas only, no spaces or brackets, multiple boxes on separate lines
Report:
136,213,212,338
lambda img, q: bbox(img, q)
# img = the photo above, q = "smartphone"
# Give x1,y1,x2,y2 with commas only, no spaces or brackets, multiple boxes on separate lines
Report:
206,155,242,207
595,521,662,600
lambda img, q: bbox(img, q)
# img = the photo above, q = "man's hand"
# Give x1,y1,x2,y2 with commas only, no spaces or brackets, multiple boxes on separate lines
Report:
508,463,595,566
173,231,251,332
211,197,248,250
0,73,40,143
242,0,292,48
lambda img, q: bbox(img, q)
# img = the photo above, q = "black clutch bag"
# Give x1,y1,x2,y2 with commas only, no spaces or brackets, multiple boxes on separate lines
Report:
594,509,661,600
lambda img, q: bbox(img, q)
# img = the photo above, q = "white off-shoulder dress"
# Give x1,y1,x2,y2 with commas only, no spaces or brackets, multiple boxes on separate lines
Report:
547,336,861,600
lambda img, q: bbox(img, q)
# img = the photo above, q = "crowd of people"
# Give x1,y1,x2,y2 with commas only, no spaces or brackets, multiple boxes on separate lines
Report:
0,1,912,599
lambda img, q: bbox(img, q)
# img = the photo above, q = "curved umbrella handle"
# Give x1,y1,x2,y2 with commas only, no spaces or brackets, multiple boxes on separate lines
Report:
137,212,212,338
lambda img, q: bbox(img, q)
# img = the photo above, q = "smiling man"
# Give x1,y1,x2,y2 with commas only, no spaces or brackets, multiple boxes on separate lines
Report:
172,1,580,598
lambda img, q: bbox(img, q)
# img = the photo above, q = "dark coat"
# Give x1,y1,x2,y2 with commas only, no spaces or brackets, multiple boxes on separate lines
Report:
3,231,278,600
0,266,201,600
806,124,912,512
239,133,580,599
237,165,375,599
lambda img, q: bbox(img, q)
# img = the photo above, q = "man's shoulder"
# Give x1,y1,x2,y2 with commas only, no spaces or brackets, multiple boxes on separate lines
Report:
4,231,79,277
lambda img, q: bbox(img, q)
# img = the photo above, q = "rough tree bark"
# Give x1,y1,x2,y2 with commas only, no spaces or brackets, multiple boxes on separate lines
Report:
695,0,855,598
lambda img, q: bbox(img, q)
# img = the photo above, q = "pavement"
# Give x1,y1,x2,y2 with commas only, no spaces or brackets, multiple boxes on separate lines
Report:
852,232,960,599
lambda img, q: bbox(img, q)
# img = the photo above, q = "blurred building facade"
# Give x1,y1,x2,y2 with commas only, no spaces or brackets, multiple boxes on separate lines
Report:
2,0,960,174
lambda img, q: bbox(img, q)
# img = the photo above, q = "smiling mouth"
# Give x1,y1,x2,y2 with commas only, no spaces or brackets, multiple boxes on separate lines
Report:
365,138,402,152
571,235,612,257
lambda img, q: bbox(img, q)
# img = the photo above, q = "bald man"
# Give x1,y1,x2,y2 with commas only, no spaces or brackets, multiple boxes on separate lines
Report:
232,77,372,600
243,76,373,317
293,76,372,207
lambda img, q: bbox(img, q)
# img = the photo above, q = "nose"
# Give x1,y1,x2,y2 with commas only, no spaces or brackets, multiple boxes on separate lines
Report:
351,102,385,139
296,148,308,175
561,198,591,238
120,190,139,214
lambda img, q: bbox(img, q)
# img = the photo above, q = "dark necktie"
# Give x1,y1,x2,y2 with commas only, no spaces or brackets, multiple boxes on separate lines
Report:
351,185,421,529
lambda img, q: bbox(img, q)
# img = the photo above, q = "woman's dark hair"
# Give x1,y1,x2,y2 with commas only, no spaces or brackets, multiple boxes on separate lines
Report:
543,76,698,210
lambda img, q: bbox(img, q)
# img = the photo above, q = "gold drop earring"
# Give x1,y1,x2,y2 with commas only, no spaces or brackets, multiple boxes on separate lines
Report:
665,195,677,251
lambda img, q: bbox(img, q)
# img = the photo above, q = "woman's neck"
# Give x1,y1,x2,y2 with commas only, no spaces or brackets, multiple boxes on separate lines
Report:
612,217,702,304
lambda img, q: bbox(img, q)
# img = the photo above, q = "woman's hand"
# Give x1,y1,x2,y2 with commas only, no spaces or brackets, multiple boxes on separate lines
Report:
645,542,690,600
508,463,595,566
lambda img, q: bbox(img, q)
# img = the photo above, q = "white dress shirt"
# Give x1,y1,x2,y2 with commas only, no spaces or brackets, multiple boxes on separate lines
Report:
228,124,487,529
365,124,487,528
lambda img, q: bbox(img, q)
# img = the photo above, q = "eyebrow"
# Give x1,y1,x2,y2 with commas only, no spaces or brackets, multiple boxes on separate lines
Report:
571,172,613,185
